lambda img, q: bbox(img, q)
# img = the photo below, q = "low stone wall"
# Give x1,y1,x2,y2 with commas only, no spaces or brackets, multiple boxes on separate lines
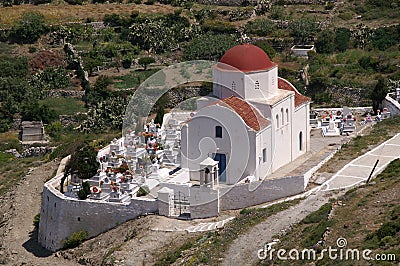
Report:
38,174,157,251
383,93,400,116
196,0,324,6
219,175,304,211
46,90,85,99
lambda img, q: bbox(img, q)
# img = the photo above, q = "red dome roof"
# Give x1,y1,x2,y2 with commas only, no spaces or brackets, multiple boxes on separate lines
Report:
217,44,277,73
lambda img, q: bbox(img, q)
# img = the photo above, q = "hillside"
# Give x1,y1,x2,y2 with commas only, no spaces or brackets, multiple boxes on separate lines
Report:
258,159,400,265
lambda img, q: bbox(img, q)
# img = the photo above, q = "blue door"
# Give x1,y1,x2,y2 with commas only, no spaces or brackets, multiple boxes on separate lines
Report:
213,153,226,182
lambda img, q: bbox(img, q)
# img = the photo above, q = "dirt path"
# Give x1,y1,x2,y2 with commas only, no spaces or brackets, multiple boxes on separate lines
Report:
0,160,78,266
221,190,343,266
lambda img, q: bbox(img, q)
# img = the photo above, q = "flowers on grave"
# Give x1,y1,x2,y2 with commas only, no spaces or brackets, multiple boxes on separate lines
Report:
111,185,119,192
92,186,102,193
117,163,129,174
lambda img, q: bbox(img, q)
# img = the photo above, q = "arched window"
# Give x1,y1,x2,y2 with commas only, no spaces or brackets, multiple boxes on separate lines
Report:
281,108,284,125
215,126,222,138
299,131,303,151
255,80,260,89
276,114,279,128
286,109,289,124
232,81,236,91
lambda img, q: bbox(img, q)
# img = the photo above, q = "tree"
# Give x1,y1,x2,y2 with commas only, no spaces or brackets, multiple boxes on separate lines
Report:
183,33,238,61
71,144,98,181
288,17,319,44
244,18,276,36
368,77,388,114
59,142,98,193
335,27,351,52
21,103,56,124
253,40,276,59
138,57,155,70
9,12,48,44
315,30,335,54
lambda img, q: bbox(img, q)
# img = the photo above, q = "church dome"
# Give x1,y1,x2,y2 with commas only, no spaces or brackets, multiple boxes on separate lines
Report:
217,44,277,73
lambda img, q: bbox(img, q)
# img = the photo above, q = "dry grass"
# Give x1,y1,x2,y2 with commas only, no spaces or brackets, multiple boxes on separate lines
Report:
0,2,177,27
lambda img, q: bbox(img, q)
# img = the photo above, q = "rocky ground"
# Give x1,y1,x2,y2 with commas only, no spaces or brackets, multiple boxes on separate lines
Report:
0,160,77,266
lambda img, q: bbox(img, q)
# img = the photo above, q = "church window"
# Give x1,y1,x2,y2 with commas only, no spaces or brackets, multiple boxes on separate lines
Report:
232,81,236,91
299,131,303,151
77,217,81,222
281,108,284,125
272,76,275,86
262,148,267,163
215,126,222,138
276,114,279,128
255,80,260,89
286,109,289,124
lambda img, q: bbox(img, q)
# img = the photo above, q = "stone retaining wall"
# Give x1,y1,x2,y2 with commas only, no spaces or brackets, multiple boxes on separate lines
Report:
38,173,157,251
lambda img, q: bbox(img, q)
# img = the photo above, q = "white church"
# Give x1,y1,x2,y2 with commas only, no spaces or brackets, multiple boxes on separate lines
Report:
180,44,311,185
38,44,313,252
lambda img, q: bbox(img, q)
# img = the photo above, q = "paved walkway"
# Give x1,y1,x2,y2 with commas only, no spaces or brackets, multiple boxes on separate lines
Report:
323,133,400,191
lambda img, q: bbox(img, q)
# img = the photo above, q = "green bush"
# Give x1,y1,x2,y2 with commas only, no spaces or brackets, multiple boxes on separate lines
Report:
253,40,276,59
63,231,89,249
33,213,40,228
9,12,48,44
302,203,332,224
138,57,155,70
183,33,238,61
245,18,276,36
136,186,149,197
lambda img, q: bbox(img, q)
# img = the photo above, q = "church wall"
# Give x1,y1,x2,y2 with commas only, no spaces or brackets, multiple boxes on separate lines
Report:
219,175,304,210
38,174,158,251
255,127,273,179
182,105,256,185
291,103,310,160
271,96,293,172
244,67,278,100
212,67,245,99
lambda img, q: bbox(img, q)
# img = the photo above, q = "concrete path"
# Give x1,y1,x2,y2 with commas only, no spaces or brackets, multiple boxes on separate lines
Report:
323,133,400,191
185,217,235,233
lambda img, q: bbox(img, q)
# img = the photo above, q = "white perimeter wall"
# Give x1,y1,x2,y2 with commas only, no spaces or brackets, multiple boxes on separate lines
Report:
38,175,157,251
219,175,304,210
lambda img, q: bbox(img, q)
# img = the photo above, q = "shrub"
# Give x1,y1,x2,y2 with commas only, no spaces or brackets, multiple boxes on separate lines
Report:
33,213,40,228
315,29,335,54
138,57,155,70
137,186,149,197
183,33,238,61
245,18,276,36
302,203,332,224
63,231,89,249
253,40,276,59
9,12,48,44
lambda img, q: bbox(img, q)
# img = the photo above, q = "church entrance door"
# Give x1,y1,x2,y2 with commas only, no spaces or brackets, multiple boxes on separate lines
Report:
213,153,226,182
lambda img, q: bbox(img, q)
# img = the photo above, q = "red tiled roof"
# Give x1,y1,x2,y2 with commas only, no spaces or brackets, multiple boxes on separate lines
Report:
217,44,277,73
278,78,310,107
215,96,270,131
